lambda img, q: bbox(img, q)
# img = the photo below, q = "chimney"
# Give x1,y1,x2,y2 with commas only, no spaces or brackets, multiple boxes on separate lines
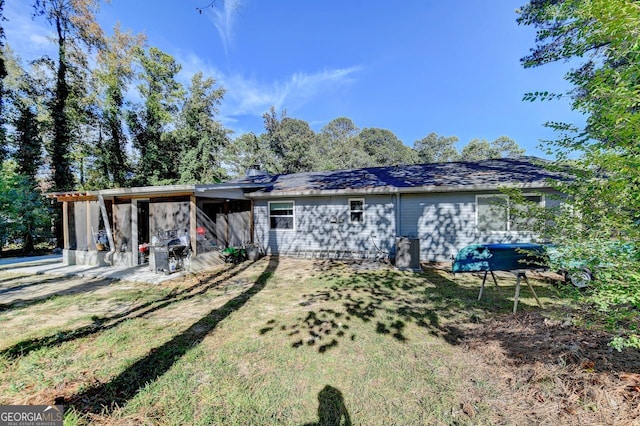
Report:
246,164,265,177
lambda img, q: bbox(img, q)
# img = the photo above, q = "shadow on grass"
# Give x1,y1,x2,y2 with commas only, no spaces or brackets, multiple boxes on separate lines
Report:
261,265,558,353
303,385,352,426
0,274,72,292
0,263,248,359
67,256,279,415
0,274,33,285
0,277,117,312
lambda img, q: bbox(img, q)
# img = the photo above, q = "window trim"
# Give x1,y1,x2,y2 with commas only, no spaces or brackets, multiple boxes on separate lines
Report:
476,193,544,233
268,200,295,231
348,198,365,224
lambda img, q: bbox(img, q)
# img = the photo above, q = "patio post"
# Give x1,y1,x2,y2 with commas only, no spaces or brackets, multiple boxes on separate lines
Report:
62,201,69,249
86,200,92,250
190,195,197,256
131,199,139,265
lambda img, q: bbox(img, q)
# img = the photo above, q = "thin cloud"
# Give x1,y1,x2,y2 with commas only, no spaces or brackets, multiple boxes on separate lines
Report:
177,53,361,124
205,0,241,55
3,1,56,61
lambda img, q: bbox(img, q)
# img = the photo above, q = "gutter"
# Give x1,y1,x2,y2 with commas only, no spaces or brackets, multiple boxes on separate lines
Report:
245,182,555,199
47,183,271,201
196,182,270,192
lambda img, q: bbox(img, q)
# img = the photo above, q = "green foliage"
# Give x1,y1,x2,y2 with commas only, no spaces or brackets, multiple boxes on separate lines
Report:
315,117,364,170
0,0,6,164
610,335,640,352
128,46,185,186
460,136,525,161
357,127,417,166
34,0,105,192
225,132,275,177
0,161,51,253
176,72,229,183
13,104,43,178
518,0,640,347
413,132,459,163
261,107,318,174
94,25,145,188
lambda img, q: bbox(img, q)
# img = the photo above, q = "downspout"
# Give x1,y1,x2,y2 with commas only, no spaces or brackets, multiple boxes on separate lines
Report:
395,192,400,237
250,200,254,244
224,200,229,247
98,193,116,265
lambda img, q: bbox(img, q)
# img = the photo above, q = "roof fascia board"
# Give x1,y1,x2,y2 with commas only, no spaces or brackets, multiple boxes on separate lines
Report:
48,183,266,202
195,183,270,191
98,184,196,197
245,182,554,199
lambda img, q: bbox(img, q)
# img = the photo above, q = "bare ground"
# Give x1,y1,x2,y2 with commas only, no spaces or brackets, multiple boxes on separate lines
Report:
456,311,640,425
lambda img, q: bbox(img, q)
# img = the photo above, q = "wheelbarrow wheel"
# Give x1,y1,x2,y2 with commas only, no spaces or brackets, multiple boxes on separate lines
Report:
564,268,592,288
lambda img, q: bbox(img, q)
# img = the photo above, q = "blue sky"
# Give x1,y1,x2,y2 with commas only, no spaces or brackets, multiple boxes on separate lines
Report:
4,0,585,158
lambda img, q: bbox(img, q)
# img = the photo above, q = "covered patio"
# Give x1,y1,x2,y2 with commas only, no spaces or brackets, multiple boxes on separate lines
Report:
48,183,264,268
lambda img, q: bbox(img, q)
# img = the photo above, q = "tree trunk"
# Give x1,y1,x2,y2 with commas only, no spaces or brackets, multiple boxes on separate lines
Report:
22,231,34,255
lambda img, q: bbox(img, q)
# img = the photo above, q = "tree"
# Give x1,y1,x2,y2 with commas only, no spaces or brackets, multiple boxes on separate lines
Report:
33,0,105,192
0,0,7,163
0,160,50,255
176,72,230,183
275,117,317,173
13,104,42,179
0,44,55,253
316,117,364,170
491,136,526,158
460,136,525,161
518,0,640,348
460,139,493,161
0,160,13,249
518,0,639,236
95,25,145,188
225,132,274,177
128,46,184,185
413,132,459,163
357,127,417,166
262,107,317,174
4,51,50,254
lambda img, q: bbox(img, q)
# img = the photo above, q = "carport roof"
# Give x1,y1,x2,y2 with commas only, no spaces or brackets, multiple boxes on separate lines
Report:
47,182,267,202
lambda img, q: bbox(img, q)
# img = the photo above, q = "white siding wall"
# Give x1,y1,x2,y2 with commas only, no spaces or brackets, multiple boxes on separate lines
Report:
254,189,561,262
399,190,560,262
399,193,477,262
253,195,397,256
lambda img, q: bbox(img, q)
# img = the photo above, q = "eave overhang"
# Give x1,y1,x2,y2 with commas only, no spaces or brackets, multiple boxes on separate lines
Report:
244,182,555,199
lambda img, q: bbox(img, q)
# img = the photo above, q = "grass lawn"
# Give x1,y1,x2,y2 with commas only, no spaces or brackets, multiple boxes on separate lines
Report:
0,257,638,425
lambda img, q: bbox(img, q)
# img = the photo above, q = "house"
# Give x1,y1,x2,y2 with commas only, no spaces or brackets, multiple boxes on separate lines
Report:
48,157,566,268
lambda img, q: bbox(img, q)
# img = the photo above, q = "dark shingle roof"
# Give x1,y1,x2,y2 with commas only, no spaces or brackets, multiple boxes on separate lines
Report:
230,157,568,197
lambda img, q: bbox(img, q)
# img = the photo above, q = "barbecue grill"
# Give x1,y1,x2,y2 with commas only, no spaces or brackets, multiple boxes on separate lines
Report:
150,230,189,274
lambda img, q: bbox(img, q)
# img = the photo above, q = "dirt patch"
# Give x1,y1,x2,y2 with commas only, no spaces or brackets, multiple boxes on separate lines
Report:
458,311,640,424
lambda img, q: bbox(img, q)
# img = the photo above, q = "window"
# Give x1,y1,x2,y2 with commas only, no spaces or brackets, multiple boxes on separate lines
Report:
477,194,543,232
269,201,294,230
510,195,543,231
477,195,508,231
349,198,364,223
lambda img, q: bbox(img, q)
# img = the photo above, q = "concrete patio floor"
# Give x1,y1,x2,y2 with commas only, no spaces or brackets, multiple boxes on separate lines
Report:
0,254,187,284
